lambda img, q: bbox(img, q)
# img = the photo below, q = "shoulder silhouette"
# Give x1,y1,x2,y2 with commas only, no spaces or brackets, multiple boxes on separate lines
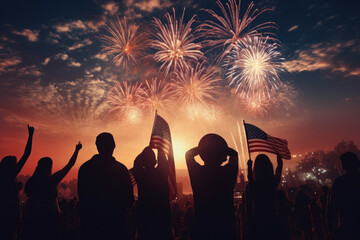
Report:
0,125,34,240
78,132,134,240
186,133,238,240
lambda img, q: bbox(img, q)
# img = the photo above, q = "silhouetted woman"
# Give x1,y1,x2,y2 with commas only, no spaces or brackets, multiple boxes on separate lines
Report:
246,153,283,240
21,142,82,240
133,147,172,240
0,124,34,240
186,134,238,240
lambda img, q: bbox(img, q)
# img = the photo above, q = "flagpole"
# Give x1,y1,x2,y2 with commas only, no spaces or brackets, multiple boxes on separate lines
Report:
243,120,251,160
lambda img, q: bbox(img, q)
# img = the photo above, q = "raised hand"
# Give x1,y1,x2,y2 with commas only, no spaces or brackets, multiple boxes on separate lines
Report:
76,141,82,151
227,147,238,157
28,124,34,136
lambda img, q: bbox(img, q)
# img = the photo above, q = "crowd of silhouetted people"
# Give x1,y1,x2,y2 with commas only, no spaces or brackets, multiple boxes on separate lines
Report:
1,125,359,240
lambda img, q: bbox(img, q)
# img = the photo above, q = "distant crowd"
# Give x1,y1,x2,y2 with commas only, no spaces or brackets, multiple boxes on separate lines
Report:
0,125,359,240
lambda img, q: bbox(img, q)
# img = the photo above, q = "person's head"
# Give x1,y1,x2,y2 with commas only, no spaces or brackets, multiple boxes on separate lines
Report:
198,133,228,166
253,154,274,182
340,152,359,174
0,156,17,173
96,132,115,157
141,147,156,169
35,157,53,177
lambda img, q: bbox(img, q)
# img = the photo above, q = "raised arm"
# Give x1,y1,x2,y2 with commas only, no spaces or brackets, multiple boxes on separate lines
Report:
16,125,34,175
274,153,283,184
186,147,201,168
52,142,82,184
227,147,238,170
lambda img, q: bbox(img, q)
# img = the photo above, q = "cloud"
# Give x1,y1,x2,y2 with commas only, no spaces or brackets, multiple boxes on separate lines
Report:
284,40,360,77
0,55,22,73
68,60,81,67
134,0,173,12
102,1,119,15
54,53,69,61
92,53,109,61
288,25,299,32
55,20,88,33
68,38,92,51
17,65,42,77
12,29,39,42
42,57,51,65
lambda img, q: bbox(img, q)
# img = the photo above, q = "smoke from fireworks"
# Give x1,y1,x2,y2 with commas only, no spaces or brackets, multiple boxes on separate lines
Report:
225,36,284,100
101,16,148,71
141,77,174,116
107,81,144,122
200,0,276,62
172,62,220,108
151,8,203,75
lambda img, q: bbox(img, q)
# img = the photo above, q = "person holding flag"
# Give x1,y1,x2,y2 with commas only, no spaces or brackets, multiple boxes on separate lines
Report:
243,122,289,240
132,111,175,240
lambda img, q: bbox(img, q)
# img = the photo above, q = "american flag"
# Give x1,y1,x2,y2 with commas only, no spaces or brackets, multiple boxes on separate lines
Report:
149,112,177,199
244,123,291,160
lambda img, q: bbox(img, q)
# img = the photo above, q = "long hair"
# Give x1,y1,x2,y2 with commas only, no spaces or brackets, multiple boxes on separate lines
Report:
25,157,53,197
0,156,17,177
253,154,274,183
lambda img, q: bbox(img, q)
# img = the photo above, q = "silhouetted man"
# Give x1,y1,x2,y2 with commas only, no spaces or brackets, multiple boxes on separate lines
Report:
186,134,238,240
78,132,134,240
328,152,360,240
133,147,172,240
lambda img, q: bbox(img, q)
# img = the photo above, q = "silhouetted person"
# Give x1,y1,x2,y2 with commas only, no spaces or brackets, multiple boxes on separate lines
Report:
295,187,312,240
0,124,34,240
78,132,134,240
310,198,324,240
133,147,172,239
276,189,291,240
186,134,238,240
328,152,360,240
246,153,283,240
21,141,81,240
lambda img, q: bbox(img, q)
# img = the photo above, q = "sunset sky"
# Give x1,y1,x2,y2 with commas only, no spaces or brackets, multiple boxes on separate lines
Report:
0,0,359,180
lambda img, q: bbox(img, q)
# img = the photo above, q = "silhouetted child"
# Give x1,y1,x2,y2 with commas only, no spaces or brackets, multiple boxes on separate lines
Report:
133,147,172,240
246,153,283,240
21,141,81,240
328,152,360,240
186,134,238,240
78,132,134,240
0,124,34,240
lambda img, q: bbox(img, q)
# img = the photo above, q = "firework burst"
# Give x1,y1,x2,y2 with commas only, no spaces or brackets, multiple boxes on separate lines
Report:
225,36,283,99
172,62,220,108
151,8,204,75
101,16,148,71
141,77,175,116
200,0,276,62
107,81,144,122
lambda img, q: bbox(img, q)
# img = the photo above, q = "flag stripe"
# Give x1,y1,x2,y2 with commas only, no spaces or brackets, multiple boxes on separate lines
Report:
244,123,291,160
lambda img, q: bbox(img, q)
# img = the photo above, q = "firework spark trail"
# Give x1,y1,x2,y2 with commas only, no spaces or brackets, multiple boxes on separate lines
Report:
101,16,148,71
225,36,284,100
199,0,276,63
107,81,144,122
237,82,297,117
172,62,220,109
237,121,247,171
151,8,204,75
141,77,175,116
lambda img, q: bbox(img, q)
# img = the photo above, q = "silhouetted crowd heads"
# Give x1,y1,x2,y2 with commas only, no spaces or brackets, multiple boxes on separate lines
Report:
1,125,360,240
